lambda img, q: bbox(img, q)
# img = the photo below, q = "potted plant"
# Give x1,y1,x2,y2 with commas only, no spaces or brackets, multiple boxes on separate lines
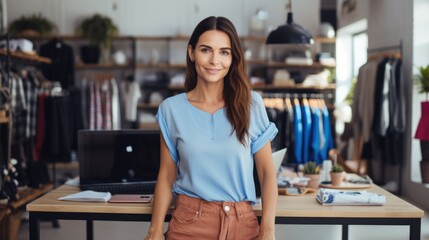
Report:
414,64,429,183
303,161,320,189
75,14,119,64
330,164,345,186
8,13,56,37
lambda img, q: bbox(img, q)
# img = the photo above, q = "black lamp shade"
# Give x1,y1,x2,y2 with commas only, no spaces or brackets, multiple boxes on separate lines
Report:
266,12,314,44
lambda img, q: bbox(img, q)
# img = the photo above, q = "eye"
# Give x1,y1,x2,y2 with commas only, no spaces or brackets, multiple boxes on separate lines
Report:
201,47,211,53
220,50,230,56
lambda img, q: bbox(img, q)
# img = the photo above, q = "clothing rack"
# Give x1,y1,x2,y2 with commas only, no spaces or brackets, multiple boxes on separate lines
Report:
366,40,403,195
262,92,327,99
0,33,10,88
367,40,402,61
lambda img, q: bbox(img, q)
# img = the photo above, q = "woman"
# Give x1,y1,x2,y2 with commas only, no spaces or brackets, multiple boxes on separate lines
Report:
144,16,278,240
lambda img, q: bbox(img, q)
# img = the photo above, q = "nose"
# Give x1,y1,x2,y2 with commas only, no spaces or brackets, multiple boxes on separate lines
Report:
209,52,220,64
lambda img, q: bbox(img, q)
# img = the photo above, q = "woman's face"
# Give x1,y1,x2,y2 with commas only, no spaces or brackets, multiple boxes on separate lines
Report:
189,30,232,84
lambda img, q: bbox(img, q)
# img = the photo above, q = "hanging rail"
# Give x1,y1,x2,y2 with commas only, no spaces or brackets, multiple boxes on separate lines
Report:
367,40,402,61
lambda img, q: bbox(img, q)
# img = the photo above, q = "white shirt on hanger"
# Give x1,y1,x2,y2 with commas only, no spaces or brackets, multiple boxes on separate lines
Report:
120,81,141,122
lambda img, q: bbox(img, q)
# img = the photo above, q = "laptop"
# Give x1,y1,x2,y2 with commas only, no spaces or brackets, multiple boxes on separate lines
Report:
254,148,287,197
78,129,160,194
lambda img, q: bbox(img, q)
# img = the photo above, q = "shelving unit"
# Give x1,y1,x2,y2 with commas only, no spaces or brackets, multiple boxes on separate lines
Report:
0,34,55,240
19,34,336,132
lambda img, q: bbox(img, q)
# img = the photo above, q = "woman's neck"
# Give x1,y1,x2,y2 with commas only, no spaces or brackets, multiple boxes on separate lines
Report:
187,82,225,114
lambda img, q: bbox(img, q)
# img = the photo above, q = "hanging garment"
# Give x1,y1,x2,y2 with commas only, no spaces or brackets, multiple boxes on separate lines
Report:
120,81,142,122
39,38,75,89
110,78,121,130
319,105,334,162
101,81,112,130
285,98,295,164
372,58,389,136
301,98,312,163
40,96,72,163
293,98,303,164
415,102,429,141
352,60,379,143
309,105,321,164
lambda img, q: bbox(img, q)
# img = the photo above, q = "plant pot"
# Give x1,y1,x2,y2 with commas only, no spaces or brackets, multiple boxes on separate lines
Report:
420,161,429,184
304,174,320,189
330,172,345,186
80,45,100,64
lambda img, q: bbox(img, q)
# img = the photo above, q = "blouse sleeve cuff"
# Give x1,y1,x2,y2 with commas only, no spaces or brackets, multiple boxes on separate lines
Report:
251,122,278,154
156,111,179,164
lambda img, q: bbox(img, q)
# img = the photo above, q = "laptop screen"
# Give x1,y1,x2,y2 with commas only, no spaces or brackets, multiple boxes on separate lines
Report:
78,130,160,187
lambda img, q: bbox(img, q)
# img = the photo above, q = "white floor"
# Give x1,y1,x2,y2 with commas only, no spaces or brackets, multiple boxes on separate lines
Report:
17,212,429,240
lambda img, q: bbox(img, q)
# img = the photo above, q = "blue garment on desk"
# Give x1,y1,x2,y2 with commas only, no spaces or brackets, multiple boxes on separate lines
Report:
156,91,278,204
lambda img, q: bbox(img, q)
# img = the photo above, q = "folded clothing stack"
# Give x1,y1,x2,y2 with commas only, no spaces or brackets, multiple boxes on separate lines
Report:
316,188,386,206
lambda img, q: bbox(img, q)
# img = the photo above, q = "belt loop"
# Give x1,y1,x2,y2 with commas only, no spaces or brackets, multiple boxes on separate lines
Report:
198,198,203,217
235,202,242,219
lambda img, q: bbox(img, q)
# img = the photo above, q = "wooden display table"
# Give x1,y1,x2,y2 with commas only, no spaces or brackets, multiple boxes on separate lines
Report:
27,183,424,240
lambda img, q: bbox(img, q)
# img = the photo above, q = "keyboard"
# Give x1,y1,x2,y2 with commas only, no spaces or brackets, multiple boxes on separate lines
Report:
81,181,156,194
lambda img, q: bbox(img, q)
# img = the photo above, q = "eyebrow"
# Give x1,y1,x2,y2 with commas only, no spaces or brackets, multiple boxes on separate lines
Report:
199,44,231,51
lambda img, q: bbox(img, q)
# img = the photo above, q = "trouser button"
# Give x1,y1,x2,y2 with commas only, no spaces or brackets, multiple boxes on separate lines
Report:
224,205,230,212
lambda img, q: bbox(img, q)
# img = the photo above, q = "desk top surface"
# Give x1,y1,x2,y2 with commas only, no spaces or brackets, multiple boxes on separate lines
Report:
27,184,424,219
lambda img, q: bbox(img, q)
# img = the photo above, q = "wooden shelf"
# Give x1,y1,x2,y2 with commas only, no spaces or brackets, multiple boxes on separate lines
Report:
253,83,336,91
137,63,186,70
75,63,132,70
0,207,11,222
246,60,335,68
47,161,79,171
0,115,9,123
13,34,135,41
0,49,51,63
139,123,159,130
8,184,53,211
149,84,336,92
0,116,9,124
137,103,160,110
313,36,336,44
16,34,335,44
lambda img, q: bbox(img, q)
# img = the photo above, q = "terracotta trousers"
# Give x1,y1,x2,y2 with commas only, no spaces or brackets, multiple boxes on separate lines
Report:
165,194,260,240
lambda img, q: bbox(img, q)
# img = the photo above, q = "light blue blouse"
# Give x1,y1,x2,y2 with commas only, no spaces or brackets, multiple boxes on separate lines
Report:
156,91,277,204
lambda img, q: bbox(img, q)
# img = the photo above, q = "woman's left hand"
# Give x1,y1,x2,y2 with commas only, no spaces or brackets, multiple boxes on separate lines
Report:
258,226,275,240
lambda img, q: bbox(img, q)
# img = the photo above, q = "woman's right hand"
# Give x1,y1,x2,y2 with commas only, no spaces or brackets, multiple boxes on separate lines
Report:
143,229,164,240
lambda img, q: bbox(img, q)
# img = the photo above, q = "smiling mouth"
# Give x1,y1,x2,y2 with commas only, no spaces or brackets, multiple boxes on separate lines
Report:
205,68,221,74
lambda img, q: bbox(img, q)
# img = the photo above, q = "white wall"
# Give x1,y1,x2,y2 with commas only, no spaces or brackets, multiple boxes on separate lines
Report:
6,0,320,37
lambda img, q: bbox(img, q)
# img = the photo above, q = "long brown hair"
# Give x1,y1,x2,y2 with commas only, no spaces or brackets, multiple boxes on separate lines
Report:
185,16,251,145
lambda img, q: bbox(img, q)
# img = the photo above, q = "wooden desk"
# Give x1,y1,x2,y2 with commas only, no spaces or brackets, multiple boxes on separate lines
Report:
27,184,424,240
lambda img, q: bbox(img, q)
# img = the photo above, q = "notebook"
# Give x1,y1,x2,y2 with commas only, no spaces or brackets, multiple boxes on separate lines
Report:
254,148,287,197
78,130,160,194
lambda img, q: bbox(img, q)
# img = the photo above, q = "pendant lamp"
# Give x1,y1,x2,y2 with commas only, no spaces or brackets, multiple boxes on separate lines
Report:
266,0,314,44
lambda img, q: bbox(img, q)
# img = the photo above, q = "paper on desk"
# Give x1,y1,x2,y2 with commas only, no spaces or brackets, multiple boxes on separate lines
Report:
316,188,386,206
58,190,112,202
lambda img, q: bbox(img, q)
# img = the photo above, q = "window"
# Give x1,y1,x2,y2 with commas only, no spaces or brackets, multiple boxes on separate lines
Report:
351,31,368,78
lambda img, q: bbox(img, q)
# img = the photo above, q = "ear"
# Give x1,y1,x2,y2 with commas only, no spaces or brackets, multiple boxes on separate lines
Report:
188,45,194,61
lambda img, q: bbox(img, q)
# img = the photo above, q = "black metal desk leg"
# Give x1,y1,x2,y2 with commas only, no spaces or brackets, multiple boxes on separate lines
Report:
29,213,40,240
86,220,94,240
409,218,421,240
342,224,349,240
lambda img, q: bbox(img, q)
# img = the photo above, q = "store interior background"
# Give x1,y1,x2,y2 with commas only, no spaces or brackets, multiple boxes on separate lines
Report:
4,0,429,238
